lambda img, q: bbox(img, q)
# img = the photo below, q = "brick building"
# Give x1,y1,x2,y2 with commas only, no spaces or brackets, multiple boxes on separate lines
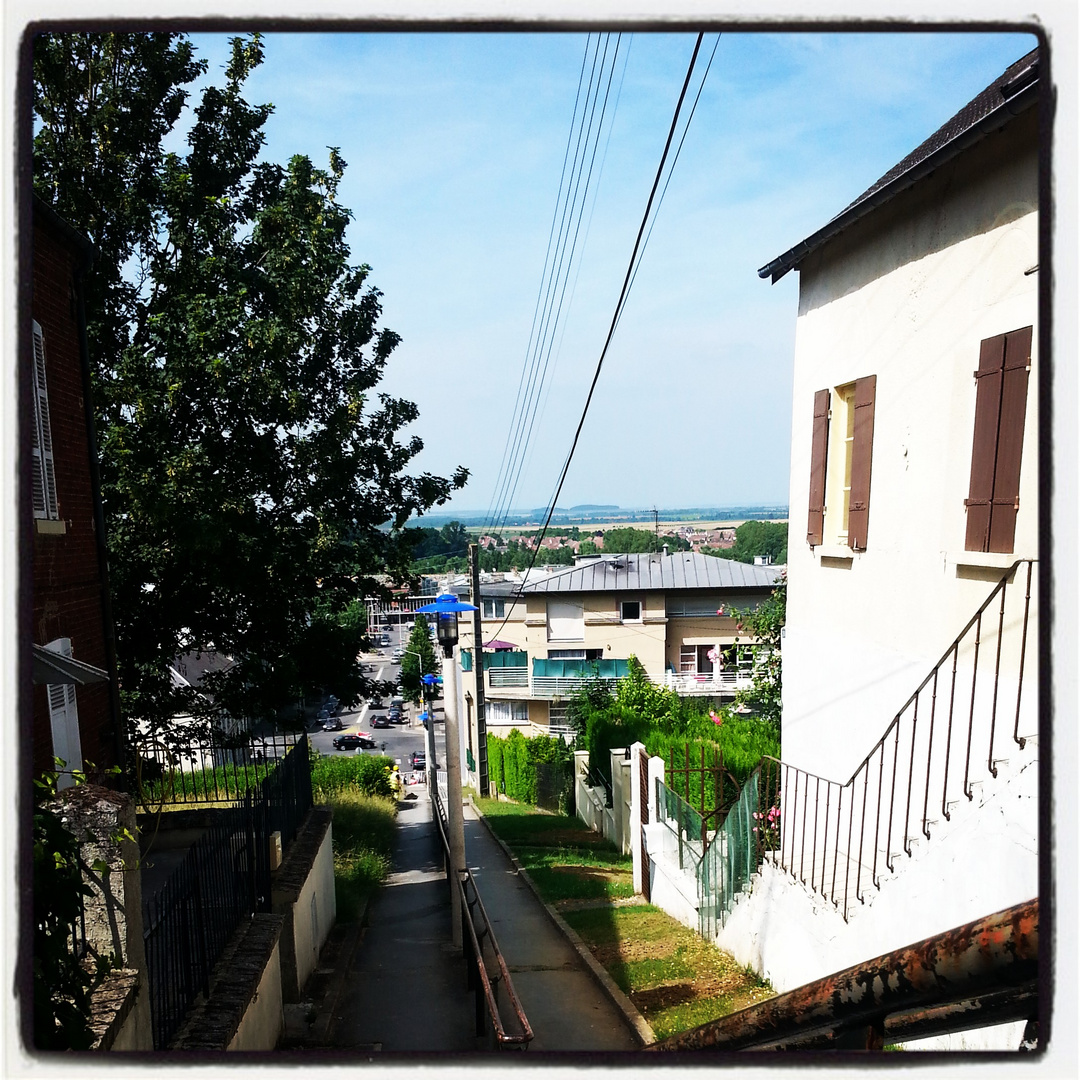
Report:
29,198,121,784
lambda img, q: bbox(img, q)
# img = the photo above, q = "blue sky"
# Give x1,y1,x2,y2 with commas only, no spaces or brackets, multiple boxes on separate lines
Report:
183,29,1036,520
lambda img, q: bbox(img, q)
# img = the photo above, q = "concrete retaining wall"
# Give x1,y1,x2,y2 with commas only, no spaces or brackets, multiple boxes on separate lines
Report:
272,806,336,1002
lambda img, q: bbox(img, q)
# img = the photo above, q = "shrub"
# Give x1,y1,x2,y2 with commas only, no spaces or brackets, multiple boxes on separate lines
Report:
487,730,574,812
311,751,394,801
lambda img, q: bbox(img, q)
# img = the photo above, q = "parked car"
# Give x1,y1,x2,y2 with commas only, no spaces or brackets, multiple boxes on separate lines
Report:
409,751,426,770
322,716,344,731
333,733,376,751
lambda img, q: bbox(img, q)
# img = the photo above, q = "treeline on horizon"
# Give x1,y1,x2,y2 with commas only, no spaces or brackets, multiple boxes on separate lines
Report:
411,505,789,529
407,520,787,574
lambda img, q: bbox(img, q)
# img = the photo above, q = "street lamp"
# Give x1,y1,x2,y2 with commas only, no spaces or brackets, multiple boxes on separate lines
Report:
414,592,477,950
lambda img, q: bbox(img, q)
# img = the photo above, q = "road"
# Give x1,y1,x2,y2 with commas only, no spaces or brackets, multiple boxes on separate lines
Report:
307,646,442,778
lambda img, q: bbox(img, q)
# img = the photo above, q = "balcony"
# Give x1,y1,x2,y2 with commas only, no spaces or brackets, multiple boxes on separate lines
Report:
482,658,755,700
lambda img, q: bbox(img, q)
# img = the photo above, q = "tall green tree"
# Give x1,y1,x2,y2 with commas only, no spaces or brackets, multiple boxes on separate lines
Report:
33,33,467,745
399,615,439,706
727,520,788,565
732,573,786,734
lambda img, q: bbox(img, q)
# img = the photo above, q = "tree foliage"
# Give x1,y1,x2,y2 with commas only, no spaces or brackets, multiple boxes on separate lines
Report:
32,765,117,1049
33,33,466,744
725,520,788,565
732,572,786,734
600,527,690,553
398,614,439,705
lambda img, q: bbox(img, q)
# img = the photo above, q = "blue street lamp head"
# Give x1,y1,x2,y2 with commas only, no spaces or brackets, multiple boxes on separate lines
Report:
415,592,478,655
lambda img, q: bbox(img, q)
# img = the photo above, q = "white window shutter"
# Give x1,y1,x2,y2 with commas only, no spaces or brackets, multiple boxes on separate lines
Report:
45,638,83,789
31,321,59,519
546,601,584,641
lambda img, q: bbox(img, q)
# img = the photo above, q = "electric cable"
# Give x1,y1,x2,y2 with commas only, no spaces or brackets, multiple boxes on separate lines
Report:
493,34,625,538
488,33,708,644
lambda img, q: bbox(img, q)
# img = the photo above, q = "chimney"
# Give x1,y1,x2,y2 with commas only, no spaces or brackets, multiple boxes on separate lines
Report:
662,543,669,556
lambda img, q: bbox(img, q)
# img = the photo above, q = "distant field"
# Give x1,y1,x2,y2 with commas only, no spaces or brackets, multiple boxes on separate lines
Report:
463,517,788,535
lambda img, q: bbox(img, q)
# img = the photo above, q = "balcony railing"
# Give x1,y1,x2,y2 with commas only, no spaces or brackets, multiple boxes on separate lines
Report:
486,667,753,698
488,667,529,688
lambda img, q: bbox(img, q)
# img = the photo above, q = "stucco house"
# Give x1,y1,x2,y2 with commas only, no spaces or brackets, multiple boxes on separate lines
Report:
453,551,782,763
712,49,1042,1050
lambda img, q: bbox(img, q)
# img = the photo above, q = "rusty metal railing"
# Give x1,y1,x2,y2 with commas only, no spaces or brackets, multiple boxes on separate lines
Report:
649,899,1039,1051
430,784,533,1048
767,560,1036,920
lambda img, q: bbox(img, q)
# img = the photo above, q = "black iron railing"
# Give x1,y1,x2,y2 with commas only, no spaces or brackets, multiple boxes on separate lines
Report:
142,795,271,1048
768,560,1036,920
142,735,312,1048
133,730,304,809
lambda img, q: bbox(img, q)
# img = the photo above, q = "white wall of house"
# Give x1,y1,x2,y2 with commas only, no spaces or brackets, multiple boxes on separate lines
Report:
783,111,1038,784
715,741,1036,1050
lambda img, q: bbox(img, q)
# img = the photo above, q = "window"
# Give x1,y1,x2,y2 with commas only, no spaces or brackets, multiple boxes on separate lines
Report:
31,320,59,520
546,600,584,642
965,326,1032,554
549,649,602,661
620,599,641,622
679,645,714,675
807,375,876,550
45,638,83,789
482,598,506,619
486,700,529,725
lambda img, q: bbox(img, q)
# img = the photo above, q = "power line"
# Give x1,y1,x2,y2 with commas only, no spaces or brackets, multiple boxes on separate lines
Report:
484,35,596,531
486,34,626,540
493,33,709,639
492,34,625,539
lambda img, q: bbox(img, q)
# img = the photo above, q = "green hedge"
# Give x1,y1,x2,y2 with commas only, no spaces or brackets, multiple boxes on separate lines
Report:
311,751,395,801
487,730,574,813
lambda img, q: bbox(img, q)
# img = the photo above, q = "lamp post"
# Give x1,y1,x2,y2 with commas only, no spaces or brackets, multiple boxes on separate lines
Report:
414,592,477,950
421,673,440,772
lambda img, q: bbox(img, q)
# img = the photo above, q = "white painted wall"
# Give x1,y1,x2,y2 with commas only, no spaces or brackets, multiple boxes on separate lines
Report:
784,113,1039,784
716,731,1037,1050
289,822,337,996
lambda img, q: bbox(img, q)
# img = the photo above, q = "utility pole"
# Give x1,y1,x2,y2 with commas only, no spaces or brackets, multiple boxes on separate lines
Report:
652,507,660,550
469,543,490,797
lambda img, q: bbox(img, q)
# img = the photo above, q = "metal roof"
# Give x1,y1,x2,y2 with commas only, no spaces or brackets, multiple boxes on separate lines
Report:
518,552,783,594
758,48,1040,284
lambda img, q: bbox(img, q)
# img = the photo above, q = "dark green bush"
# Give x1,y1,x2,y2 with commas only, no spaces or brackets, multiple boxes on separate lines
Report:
311,751,394,801
486,730,573,812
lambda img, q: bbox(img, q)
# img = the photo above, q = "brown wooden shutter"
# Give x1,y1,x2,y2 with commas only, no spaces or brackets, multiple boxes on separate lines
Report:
987,326,1032,552
807,389,829,546
847,375,877,550
965,327,1031,553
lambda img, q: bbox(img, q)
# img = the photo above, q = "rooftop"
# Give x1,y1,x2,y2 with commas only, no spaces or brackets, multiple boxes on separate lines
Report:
518,552,783,594
759,47,1039,284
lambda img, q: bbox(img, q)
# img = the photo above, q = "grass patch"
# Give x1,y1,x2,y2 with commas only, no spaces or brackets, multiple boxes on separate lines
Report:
561,906,774,1040
328,790,397,921
476,796,632,904
474,795,774,1042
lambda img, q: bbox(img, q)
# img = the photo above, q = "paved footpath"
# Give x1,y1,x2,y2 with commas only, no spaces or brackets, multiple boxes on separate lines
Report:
320,785,641,1055
461,799,641,1053
326,787,477,1052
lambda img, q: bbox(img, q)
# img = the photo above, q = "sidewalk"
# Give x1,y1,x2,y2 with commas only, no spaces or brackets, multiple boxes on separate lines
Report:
301,785,641,1054
319,786,478,1052
462,800,642,1053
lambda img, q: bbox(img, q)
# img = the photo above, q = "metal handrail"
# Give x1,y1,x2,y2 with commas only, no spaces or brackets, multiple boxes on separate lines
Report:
430,784,533,1048
765,560,1036,919
459,870,534,1048
649,899,1038,1051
